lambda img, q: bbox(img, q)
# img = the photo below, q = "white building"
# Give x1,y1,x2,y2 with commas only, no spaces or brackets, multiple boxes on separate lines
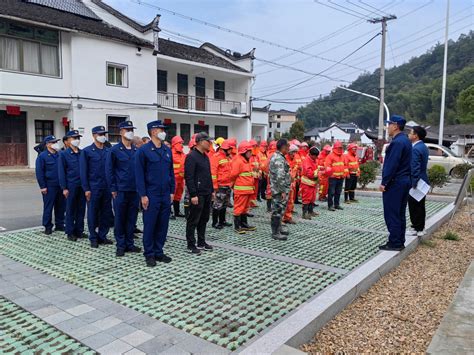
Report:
267,109,296,139
304,122,366,143
0,0,255,167
251,105,270,142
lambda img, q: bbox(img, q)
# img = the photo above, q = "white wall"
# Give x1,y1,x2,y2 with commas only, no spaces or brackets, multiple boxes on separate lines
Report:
251,110,268,125
319,127,350,142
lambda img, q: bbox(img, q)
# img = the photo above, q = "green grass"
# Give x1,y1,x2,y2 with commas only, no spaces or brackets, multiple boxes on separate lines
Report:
420,239,437,248
442,231,460,241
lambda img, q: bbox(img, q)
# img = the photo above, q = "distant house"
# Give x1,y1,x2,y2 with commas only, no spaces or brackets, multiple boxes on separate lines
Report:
251,105,270,142
268,109,296,139
428,124,474,158
304,122,364,143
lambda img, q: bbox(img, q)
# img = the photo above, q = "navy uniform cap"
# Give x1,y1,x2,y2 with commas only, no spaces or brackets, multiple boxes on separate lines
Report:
119,121,136,129
386,115,406,126
92,126,108,134
43,135,60,144
147,120,166,130
66,130,82,138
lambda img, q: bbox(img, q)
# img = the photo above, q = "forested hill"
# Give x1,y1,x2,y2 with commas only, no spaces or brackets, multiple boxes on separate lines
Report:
297,31,474,130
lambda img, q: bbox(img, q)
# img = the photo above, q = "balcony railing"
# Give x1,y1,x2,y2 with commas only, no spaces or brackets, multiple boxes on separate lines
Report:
158,92,243,115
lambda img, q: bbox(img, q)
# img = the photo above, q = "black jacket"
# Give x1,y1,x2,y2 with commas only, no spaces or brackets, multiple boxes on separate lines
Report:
184,149,213,197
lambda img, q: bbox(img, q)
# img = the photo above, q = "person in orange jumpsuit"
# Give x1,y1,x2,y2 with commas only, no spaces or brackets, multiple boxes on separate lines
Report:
248,139,260,208
230,141,256,234
210,140,233,229
300,142,309,161
317,144,332,201
257,141,268,202
183,134,197,219
226,137,237,208
344,143,361,203
291,139,303,205
282,144,299,224
324,141,349,211
300,146,320,219
263,140,277,212
171,136,186,218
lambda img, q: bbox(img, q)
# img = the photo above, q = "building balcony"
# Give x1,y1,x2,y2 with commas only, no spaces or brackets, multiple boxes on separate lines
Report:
158,92,245,115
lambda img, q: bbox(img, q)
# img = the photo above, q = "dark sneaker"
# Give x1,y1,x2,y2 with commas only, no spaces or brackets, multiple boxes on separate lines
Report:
197,243,213,251
146,257,156,267
99,239,113,245
246,213,254,217
170,214,176,220
280,228,289,236
67,234,77,242
187,247,202,255
379,244,405,251
90,241,98,248
44,228,53,235
116,249,125,257
272,234,287,241
328,207,336,211
335,206,344,210
133,227,143,234
54,226,65,232
126,246,142,253
156,254,172,263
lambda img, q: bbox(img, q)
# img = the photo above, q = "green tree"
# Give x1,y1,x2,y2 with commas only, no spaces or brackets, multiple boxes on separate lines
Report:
457,84,474,123
289,120,305,141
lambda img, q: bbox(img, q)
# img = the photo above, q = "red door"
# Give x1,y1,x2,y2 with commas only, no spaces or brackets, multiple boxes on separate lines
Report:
0,110,27,166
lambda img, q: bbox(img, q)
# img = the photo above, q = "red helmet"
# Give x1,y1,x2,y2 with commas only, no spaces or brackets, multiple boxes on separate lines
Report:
188,133,197,149
333,141,343,149
301,142,309,148
291,139,301,147
227,137,237,148
171,136,184,146
323,144,332,152
238,140,252,154
221,140,231,150
269,141,277,151
347,143,358,150
249,139,257,147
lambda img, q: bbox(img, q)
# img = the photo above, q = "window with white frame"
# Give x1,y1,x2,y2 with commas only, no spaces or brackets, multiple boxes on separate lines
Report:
107,63,127,87
0,19,60,76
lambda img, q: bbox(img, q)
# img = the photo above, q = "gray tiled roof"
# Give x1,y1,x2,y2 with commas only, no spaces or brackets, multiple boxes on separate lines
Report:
91,0,155,32
27,0,101,20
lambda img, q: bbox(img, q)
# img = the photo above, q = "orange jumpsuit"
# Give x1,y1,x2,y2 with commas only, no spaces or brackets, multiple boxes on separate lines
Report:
283,153,298,222
249,153,260,207
172,148,185,202
317,151,329,200
211,150,233,189
294,152,303,203
230,154,254,216
300,155,319,205
264,142,277,199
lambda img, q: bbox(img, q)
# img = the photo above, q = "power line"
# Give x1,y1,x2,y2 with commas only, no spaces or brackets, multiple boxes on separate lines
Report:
314,0,372,20
128,0,366,71
256,32,381,99
358,0,394,16
253,93,362,105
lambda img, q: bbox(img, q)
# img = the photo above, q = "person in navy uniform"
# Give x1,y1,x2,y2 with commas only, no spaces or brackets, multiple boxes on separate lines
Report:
105,121,141,257
379,115,412,251
135,120,175,267
58,130,86,241
408,126,430,237
35,135,65,235
80,126,113,248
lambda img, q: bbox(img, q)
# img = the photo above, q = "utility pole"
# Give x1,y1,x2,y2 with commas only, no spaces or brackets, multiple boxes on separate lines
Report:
439,0,450,146
369,15,396,141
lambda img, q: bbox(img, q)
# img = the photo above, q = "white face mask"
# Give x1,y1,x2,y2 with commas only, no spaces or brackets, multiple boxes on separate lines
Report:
51,143,60,151
71,139,80,147
124,131,134,141
157,131,166,141
96,135,107,144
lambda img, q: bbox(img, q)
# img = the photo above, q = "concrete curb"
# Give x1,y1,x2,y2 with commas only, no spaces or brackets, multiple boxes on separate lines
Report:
238,202,455,354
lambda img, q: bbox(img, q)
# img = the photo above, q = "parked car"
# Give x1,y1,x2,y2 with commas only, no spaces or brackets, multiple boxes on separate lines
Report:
381,142,470,175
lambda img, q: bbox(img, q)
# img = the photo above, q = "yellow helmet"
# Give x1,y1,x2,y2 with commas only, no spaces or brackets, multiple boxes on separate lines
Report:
215,137,225,146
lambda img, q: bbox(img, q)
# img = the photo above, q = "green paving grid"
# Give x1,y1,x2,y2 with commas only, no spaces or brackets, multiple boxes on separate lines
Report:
0,296,96,354
0,232,340,350
162,197,449,270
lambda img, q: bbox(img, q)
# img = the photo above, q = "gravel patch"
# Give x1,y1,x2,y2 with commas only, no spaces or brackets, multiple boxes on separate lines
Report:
302,205,474,354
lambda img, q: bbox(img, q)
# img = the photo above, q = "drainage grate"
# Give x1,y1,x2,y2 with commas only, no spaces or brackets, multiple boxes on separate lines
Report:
0,296,95,354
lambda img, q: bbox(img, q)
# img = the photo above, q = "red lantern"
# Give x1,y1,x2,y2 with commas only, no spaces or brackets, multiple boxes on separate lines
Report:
198,120,205,126
164,118,172,125
62,117,69,126
6,105,21,116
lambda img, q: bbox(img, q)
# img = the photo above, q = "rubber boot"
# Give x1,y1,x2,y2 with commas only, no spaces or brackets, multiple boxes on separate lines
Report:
241,214,256,231
271,216,287,240
234,215,246,234
266,199,272,213
173,201,185,217
219,208,232,227
309,203,319,217
212,209,222,229
302,204,312,220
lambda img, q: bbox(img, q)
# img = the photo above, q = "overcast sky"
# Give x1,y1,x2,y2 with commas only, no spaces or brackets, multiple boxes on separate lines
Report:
105,0,473,110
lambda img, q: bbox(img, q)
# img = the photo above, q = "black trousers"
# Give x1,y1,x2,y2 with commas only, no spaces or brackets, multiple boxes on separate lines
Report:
185,194,211,248
344,174,358,201
408,195,426,231
259,177,267,199
328,178,343,208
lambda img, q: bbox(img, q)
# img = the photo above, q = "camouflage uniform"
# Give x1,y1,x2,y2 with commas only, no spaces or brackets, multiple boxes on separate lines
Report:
269,151,291,239
212,186,231,210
